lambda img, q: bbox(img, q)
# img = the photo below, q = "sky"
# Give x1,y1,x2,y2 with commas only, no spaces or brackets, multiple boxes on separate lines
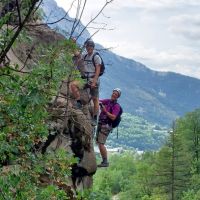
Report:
55,0,200,79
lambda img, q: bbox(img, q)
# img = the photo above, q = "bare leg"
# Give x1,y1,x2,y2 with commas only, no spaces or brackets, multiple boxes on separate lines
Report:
92,96,99,117
69,81,80,100
98,143,107,161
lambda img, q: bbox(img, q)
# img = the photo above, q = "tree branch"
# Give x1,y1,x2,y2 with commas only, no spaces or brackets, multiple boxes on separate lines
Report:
76,0,114,40
70,0,87,38
15,0,22,25
0,0,41,64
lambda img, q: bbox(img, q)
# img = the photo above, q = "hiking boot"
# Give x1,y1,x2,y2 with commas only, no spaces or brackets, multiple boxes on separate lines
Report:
91,115,98,126
97,161,109,167
91,119,97,126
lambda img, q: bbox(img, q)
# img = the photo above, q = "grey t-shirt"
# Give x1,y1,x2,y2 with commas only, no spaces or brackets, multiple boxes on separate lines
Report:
82,51,102,79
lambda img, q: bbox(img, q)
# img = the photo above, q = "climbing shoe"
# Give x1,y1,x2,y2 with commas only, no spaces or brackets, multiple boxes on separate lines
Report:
97,162,109,167
91,119,97,126
91,115,98,126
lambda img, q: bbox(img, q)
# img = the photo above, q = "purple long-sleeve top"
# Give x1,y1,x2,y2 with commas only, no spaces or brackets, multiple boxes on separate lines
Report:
99,99,120,124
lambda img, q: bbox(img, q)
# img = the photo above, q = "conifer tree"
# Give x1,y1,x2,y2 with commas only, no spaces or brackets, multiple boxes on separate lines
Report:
152,123,191,200
174,109,200,197
176,109,200,174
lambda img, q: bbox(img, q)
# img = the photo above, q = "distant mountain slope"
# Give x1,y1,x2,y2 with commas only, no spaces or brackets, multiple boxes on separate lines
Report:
41,0,90,44
107,113,168,151
100,50,200,125
42,0,200,126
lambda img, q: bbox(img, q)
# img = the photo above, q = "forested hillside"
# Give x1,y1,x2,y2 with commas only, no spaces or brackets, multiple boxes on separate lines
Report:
107,113,168,151
100,52,200,125
92,109,200,200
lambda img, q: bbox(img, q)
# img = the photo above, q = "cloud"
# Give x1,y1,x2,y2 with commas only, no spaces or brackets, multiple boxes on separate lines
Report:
119,0,200,8
55,0,115,20
169,14,200,41
109,42,200,78
55,0,200,79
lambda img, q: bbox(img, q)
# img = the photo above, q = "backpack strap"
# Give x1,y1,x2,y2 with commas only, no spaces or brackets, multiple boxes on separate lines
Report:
83,52,98,67
84,52,104,77
83,54,95,79
92,52,99,66
83,54,87,61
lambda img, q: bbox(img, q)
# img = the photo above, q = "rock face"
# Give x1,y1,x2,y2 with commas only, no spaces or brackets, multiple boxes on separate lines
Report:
43,80,97,190
8,24,65,69
6,24,97,191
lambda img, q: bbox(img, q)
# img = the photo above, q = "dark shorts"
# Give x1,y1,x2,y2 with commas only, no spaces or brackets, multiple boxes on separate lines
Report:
84,79,100,98
90,85,99,98
96,124,112,144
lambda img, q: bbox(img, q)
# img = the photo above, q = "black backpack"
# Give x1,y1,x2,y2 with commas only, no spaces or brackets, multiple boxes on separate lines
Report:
109,103,123,128
84,52,105,76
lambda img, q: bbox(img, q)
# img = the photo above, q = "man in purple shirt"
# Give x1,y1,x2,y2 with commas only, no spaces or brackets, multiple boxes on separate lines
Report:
96,88,121,167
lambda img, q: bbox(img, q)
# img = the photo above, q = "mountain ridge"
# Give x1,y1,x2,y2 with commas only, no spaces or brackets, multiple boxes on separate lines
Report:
100,49,200,125
42,0,200,126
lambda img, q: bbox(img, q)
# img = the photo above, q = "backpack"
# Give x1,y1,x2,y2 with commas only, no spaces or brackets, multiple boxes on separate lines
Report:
109,103,123,128
84,52,105,76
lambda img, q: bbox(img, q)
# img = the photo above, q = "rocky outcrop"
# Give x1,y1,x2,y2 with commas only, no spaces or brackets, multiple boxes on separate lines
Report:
8,24,65,70
6,24,97,192
41,80,97,190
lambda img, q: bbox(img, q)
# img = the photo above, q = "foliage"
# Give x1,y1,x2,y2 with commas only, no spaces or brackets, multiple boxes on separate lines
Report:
93,109,200,200
0,23,81,198
0,149,76,200
93,152,137,199
181,189,200,200
80,189,111,200
175,109,200,174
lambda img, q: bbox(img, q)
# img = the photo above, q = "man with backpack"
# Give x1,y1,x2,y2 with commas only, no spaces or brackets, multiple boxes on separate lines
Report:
96,88,122,167
70,38,104,125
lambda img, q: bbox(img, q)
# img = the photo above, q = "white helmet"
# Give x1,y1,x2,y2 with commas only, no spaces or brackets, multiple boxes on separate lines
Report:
113,88,121,97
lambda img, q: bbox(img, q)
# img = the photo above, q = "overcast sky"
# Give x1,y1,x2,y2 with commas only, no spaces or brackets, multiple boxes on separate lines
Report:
55,0,200,79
